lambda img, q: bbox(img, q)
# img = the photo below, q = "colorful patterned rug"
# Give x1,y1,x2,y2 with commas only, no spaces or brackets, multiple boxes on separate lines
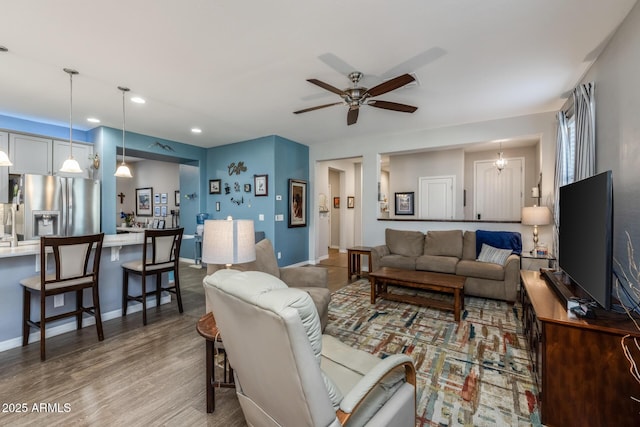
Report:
325,280,542,427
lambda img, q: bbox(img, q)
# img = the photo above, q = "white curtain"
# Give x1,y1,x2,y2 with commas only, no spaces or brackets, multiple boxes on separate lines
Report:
553,111,570,259
573,82,596,180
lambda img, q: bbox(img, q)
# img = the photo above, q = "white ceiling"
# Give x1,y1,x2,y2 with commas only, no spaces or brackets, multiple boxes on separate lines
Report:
0,0,636,149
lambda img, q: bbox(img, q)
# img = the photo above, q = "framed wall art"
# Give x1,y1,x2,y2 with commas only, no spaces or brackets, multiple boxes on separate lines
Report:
347,196,355,209
288,179,307,228
160,193,168,204
254,174,268,196
394,192,415,215
333,197,340,209
209,179,221,194
175,190,180,206
135,187,153,216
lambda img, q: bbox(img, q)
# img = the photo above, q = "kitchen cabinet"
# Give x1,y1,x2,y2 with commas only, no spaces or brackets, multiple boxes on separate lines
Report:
7,133,94,178
53,140,94,178
9,134,52,175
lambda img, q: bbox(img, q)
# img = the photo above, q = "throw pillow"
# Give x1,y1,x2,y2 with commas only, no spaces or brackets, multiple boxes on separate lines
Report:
477,243,512,266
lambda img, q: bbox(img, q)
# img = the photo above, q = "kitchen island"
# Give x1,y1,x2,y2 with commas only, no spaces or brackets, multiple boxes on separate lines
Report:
0,233,190,352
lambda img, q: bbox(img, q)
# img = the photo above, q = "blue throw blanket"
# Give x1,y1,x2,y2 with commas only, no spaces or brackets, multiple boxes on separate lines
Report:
475,230,522,257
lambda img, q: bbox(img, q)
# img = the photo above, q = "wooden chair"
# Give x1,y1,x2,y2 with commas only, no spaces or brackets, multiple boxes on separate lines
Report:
122,227,184,325
21,233,105,361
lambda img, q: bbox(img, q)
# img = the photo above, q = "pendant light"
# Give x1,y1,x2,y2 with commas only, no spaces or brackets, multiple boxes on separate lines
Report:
59,68,83,173
114,86,133,178
494,141,507,174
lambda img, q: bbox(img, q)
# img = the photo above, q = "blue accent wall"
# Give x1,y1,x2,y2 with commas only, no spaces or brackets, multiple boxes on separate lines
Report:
0,114,90,142
207,135,309,265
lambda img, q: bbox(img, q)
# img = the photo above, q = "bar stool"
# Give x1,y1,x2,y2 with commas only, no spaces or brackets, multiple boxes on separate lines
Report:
21,233,105,361
122,227,184,325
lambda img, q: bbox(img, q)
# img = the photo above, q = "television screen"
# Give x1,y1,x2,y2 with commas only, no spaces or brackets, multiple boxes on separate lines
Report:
559,171,613,310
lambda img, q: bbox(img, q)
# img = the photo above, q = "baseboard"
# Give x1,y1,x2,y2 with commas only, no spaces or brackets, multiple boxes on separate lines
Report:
0,295,171,353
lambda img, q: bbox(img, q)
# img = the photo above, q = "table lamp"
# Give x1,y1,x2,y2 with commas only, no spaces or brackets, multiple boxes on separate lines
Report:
521,205,552,253
202,216,256,268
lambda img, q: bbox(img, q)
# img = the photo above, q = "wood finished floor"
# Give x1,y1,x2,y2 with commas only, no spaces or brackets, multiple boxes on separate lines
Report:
0,249,354,426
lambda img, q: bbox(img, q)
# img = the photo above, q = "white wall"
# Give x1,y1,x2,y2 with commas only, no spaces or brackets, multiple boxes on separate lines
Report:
115,159,180,227
579,2,640,271
308,112,557,261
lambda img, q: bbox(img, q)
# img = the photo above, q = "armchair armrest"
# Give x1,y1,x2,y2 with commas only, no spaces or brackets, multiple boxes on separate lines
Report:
370,245,390,272
336,354,416,423
279,266,328,289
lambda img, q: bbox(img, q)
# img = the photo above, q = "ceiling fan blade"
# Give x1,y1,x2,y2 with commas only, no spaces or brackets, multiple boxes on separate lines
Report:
293,102,343,114
347,107,359,125
380,47,446,79
368,100,418,113
365,73,415,97
307,79,347,96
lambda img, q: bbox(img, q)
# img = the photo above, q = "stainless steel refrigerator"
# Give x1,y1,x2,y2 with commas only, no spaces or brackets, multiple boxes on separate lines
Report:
14,174,100,240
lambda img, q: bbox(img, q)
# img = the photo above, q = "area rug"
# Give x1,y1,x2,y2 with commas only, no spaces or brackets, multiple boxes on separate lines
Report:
325,280,542,427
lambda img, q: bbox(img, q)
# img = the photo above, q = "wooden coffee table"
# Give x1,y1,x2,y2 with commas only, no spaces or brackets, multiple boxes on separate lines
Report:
369,267,465,321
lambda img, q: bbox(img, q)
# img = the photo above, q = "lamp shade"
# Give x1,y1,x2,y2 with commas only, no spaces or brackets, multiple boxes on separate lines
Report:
114,163,133,178
521,206,552,226
202,218,256,265
60,156,83,173
0,150,13,166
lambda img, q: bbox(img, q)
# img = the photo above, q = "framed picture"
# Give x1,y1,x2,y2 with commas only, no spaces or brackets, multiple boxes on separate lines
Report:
154,206,161,217
161,206,167,217
158,219,165,229
395,192,415,215
136,187,153,216
333,197,340,209
152,219,159,229
154,193,160,204
254,174,268,196
175,190,180,206
209,179,221,194
347,196,355,209
160,193,168,204
244,183,251,192
288,179,307,228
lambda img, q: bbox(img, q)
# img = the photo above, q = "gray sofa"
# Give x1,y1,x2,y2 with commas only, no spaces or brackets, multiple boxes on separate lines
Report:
371,229,520,302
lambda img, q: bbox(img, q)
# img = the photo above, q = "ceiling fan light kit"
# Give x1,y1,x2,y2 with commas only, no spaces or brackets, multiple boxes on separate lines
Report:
294,71,418,125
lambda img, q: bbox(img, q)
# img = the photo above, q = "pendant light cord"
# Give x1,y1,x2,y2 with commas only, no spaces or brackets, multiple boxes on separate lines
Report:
121,88,126,164
64,68,79,158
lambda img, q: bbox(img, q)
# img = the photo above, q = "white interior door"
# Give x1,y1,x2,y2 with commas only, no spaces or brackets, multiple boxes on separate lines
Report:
474,158,523,220
419,175,454,219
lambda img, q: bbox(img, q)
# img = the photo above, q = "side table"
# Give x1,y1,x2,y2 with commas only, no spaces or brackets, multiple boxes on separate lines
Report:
347,246,373,280
196,312,235,413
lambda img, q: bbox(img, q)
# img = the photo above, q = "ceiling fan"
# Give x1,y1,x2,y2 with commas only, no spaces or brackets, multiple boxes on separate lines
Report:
293,71,418,125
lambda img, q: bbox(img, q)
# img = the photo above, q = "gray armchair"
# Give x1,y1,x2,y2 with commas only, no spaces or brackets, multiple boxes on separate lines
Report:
206,238,330,330
204,270,416,427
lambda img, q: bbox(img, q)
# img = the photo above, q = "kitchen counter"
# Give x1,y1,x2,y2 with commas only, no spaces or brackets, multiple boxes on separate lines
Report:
0,232,192,352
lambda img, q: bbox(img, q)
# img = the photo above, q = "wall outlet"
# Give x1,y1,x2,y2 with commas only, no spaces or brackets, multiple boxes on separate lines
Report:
277,252,281,259
54,294,64,308
258,214,264,221
276,195,282,201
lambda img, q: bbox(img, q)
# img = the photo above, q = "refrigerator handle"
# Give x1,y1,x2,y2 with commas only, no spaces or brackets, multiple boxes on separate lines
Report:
61,178,69,236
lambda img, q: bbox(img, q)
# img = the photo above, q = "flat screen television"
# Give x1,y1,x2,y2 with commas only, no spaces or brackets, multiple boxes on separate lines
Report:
558,170,613,310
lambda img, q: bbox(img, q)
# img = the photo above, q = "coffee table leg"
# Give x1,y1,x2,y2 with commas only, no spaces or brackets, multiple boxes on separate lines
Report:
370,277,376,304
454,289,461,322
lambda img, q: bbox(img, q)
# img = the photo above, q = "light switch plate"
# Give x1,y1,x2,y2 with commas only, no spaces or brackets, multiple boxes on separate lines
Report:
259,214,264,221
275,214,284,221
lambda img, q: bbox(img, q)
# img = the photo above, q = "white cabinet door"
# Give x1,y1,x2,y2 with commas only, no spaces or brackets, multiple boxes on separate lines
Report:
9,134,53,175
53,140,94,178
0,131,8,202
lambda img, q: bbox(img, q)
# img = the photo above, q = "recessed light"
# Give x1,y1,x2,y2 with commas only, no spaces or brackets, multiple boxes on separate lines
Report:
191,127,202,134
131,96,146,104
87,117,101,123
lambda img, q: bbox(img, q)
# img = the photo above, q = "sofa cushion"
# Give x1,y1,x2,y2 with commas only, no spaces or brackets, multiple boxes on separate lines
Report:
462,231,477,260
379,254,417,270
416,255,458,274
475,230,522,257
385,229,424,257
477,243,513,266
456,259,505,281
423,230,463,258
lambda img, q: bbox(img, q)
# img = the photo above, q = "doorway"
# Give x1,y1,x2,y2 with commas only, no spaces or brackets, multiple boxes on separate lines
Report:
474,158,524,221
